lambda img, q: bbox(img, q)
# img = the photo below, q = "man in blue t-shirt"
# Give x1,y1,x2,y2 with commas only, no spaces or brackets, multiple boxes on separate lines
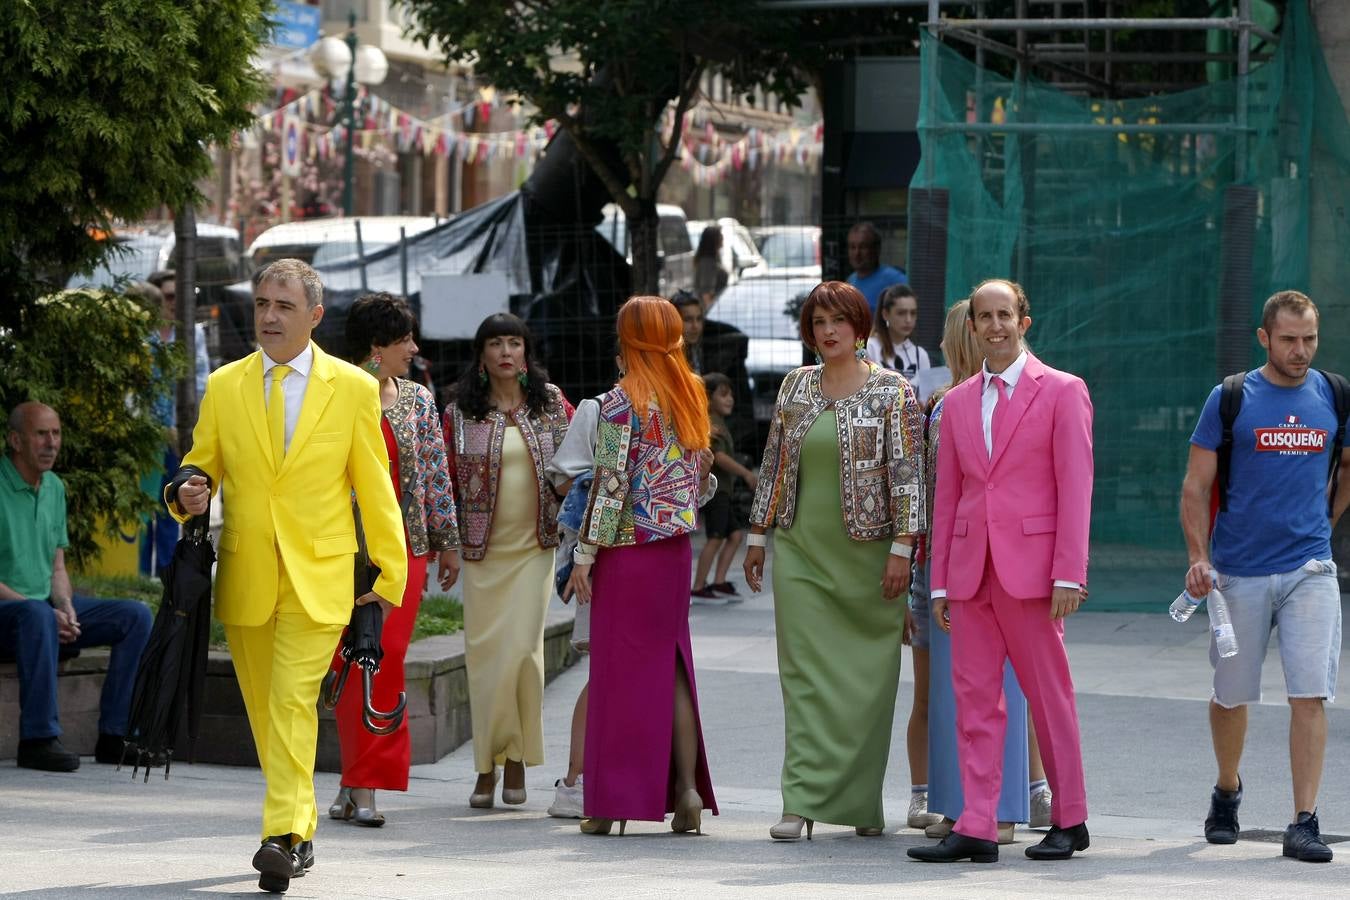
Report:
1179,290,1347,863
845,221,907,313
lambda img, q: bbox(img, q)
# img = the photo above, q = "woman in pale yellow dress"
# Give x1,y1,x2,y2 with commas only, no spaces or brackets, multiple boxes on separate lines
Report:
443,314,573,808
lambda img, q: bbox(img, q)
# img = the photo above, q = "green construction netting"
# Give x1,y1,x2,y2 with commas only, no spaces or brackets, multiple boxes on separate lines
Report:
910,1,1350,611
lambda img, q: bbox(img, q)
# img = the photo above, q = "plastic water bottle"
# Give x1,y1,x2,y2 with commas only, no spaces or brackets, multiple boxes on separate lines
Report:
1169,590,1203,623
1207,587,1239,658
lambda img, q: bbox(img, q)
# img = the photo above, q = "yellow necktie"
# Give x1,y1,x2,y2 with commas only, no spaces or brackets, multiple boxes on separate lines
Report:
268,364,292,465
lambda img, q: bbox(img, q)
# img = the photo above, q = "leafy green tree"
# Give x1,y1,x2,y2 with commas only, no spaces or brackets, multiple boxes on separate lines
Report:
0,0,271,327
398,0,809,294
0,291,184,569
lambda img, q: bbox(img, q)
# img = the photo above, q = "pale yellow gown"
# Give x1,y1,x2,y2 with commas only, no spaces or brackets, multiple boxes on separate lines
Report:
461,425,554,772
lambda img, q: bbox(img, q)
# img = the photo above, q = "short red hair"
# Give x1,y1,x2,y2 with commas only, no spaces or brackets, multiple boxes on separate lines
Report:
799,281,873,351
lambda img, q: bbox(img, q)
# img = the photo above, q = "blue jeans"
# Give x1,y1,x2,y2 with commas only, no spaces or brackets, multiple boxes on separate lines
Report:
0,596,153,740
140,446,181,576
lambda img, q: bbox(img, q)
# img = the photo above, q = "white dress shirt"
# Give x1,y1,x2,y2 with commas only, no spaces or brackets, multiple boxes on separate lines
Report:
263,344,313,453
931,349,1078,599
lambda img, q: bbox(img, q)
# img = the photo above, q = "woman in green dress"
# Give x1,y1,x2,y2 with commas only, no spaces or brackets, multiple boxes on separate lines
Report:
744,280,925,840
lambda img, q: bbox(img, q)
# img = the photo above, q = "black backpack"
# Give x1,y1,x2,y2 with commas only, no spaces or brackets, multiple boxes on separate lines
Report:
1214,369,1350,519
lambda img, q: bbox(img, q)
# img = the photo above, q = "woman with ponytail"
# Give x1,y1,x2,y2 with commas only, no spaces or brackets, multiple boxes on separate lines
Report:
549,296,720,837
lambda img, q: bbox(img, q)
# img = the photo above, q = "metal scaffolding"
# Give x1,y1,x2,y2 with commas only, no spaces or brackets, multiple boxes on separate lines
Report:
919,1,1280,181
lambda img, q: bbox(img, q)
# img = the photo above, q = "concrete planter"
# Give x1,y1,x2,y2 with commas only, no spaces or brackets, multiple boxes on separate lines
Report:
2,610,579,769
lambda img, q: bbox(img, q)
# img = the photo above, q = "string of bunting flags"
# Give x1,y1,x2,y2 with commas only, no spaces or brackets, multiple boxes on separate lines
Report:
248,89,823,181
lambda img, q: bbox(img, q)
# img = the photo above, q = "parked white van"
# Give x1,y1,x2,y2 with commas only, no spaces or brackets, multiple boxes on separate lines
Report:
247,216,444,270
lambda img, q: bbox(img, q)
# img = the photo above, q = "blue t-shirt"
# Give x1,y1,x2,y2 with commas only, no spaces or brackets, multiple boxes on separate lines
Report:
1190,369,1338,576
847,266,908,312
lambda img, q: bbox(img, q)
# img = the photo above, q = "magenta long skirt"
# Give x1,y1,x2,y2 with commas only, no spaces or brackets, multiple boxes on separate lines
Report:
582,534,719,821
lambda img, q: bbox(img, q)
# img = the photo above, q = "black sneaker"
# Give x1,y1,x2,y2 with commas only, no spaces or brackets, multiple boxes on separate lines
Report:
1204,780,1241,844
1283,810,1334,862
93,733,126,765
16,737,80,772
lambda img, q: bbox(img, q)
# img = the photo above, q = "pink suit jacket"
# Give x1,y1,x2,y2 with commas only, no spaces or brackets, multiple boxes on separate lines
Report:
931,353,1094,601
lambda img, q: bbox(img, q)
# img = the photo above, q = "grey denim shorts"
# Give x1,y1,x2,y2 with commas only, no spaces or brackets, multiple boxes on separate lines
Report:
1210,558,1342,707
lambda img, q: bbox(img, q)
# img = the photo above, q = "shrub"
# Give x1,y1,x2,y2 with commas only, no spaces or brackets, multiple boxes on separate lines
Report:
0,289,184,569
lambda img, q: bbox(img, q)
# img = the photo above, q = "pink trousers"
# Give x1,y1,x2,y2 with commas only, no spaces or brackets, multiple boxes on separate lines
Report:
949,558,1088,842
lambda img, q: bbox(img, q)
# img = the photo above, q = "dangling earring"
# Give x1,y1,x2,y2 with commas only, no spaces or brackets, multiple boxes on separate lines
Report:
854,338,867,361
478,365,487,385
364,353,382,375
813,348,823,365
517,365,528,388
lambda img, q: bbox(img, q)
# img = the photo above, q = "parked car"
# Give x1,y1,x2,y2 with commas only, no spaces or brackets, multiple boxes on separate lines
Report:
686,217,765,285
595,203,695,297
65,222,252,366
248,216,443,270
706,277,816,427
744,226,822,280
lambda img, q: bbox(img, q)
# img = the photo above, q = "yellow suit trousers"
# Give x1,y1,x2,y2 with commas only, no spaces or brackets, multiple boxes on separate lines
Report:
224,565,343,843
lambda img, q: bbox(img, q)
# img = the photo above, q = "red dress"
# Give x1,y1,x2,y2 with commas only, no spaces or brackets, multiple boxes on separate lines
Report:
332,416,430,790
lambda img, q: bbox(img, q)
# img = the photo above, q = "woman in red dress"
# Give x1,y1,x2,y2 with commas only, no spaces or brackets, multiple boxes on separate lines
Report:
328,292,460,826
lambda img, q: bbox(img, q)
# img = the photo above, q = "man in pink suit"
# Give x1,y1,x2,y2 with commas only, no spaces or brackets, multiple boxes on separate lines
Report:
908,279,1093,864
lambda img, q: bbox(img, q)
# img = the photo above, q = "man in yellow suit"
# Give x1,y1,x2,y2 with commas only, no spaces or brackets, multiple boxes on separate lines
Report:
166,259,406,894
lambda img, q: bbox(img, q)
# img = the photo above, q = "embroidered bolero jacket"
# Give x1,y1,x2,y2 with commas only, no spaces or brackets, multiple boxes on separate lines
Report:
443,384,572,561
386,378,459,557
750,363,926,541
576,386,714,549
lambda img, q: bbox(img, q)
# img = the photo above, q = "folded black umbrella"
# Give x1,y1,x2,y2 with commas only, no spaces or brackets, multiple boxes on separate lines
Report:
121,469,215,781
319,503,406,735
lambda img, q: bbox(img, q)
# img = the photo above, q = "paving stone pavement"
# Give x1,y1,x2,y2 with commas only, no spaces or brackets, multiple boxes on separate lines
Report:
2,573,1347,898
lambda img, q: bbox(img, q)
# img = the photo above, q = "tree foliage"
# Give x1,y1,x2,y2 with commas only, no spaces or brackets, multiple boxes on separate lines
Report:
398,0,810,293
0,0,271,326
0,291,184,569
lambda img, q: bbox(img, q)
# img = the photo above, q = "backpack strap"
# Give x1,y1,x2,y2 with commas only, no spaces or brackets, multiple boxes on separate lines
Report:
1215,371,1247,514
1317,369,1350,518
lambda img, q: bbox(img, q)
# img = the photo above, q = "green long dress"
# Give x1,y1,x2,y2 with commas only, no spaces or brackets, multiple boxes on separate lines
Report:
772,411,904,829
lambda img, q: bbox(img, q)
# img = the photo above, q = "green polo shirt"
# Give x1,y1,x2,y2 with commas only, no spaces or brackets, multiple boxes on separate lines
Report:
0,455,67,600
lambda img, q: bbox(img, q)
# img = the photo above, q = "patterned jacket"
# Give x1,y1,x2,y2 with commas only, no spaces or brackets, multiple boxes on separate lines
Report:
750,363,926,541
443,384,571,561
387,378,459,556
580,387,705,548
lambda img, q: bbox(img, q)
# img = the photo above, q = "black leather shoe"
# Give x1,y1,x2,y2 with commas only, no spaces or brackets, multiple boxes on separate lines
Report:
907,831,999,863
253,836,302,893
16,737,80,772
295,840,314,872
1283,810,1333,862
1204,781,1242,844
1025,822,1090,860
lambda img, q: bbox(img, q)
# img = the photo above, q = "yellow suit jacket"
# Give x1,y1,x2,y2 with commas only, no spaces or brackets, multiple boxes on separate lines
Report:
167,342,408,627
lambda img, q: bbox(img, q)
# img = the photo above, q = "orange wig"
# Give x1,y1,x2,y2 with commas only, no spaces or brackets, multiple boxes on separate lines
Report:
616,296,711,451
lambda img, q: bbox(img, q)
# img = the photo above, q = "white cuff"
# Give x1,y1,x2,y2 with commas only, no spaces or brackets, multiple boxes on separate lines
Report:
1053,580,1081,591
889,541,913,559
572,545,597,566
746,532,767,548
931,589,947,600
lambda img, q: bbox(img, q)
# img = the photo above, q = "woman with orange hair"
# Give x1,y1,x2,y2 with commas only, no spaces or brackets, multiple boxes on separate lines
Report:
551,296,720,837
745,281,925,841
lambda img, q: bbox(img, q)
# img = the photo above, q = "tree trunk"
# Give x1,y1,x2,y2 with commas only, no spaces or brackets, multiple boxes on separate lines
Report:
628,199,661,296
174,206,199,456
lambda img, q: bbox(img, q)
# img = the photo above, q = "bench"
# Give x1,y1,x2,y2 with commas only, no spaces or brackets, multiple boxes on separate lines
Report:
1,610,579,770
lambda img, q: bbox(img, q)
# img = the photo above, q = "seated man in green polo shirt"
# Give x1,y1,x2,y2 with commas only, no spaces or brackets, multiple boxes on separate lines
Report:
0,402,153,772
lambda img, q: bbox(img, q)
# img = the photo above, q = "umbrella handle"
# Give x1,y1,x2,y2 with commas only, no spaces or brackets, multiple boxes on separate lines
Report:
360,667,406,735
320,661,352,710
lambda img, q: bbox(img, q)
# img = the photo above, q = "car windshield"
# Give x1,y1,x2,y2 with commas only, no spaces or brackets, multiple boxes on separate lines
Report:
64,236,163,289
708,280,817,339
759,230,817,268
311,241,395,268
